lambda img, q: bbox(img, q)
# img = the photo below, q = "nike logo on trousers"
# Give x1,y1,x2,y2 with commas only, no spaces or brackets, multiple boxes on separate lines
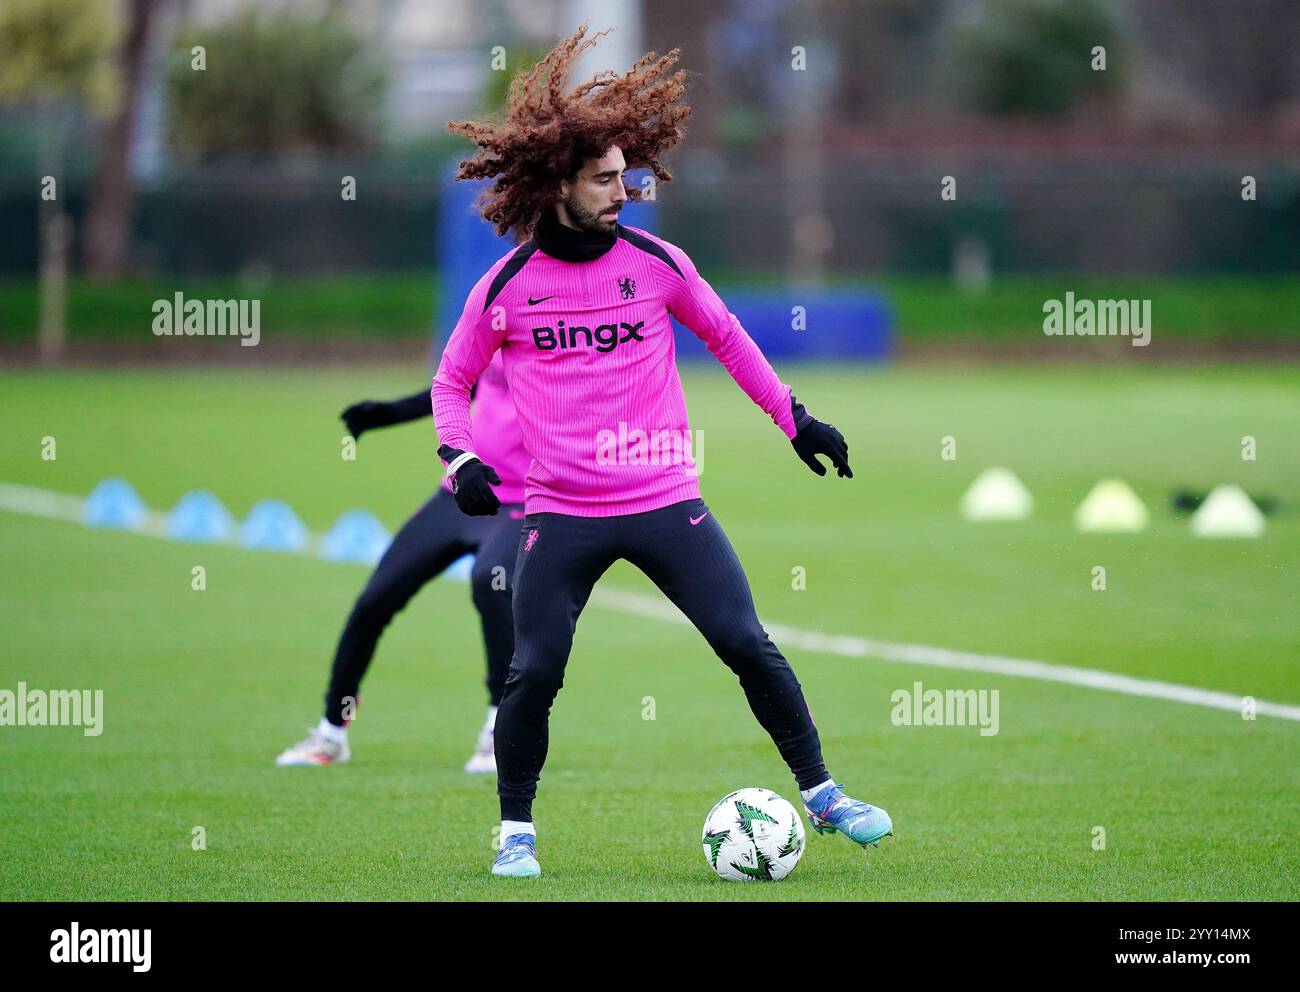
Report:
689,513,708,526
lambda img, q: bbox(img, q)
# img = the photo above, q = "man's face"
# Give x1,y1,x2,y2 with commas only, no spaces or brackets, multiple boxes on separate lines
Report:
558,146,628,234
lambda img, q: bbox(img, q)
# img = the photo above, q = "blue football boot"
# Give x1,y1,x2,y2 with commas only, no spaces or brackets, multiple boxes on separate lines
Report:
804,783,893,848
492,832,541,878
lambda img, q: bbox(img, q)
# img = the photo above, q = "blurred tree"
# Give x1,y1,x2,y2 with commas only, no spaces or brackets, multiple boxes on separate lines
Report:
0,0,119,108
949,0,1129,116
0,0,120,361
483,45,546,114
84,0,162,281
167,7,386,160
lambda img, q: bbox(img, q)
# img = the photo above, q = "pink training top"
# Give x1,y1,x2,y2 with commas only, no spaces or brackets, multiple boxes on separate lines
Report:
438,351,528,505
432,223,798,517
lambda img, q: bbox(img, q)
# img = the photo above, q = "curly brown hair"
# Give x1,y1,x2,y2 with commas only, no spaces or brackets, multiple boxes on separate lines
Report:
447,24,692,240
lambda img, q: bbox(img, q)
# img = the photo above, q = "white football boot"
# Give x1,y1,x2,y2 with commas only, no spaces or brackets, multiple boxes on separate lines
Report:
463,727,496,774
275,727,350,766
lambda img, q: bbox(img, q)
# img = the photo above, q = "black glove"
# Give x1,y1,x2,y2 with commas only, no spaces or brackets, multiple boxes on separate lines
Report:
452,461,502,516
789,395,853,478
341,391,433,440
438,445,501,516
341,401,393,440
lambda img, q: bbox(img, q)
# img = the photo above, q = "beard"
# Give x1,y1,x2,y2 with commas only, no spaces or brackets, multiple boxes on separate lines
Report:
564,190,620,233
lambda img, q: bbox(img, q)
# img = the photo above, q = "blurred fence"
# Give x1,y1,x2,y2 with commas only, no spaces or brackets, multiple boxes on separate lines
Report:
0,159,1296,278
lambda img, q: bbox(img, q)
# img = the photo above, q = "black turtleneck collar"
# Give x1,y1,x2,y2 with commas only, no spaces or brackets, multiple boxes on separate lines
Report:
532,204,618,262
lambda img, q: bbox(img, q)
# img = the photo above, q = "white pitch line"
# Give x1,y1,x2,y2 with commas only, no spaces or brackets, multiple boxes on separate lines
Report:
590,588,1300,723
0,482,87,523
3,481,1298,723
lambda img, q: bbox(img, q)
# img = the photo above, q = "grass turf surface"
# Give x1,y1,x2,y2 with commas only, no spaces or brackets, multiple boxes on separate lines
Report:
1,363,1297,900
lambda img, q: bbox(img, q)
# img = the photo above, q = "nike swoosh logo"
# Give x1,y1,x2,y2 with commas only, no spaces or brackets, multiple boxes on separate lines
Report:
689,513,708,526
527,295,555,306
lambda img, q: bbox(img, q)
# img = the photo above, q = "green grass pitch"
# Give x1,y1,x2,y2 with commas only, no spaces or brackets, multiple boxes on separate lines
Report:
1,363,1297,900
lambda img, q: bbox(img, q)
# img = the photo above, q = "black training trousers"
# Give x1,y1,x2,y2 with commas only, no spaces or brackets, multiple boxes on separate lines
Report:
496,496,829,821
323,487,524,726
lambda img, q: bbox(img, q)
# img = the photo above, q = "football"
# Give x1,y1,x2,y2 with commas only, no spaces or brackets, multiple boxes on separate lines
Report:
702,788,806,882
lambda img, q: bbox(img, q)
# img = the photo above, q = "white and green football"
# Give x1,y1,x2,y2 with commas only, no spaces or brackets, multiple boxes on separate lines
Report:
702,787,805,882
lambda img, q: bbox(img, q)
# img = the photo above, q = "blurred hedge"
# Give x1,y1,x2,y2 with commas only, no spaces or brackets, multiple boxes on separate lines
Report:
1,274,1297,342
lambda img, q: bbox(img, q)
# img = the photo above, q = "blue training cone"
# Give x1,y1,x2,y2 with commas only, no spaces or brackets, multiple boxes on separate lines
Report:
167,490,234,543
319,510,392,565
446,553,474,582
83,478,148,531
240,499,309,552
